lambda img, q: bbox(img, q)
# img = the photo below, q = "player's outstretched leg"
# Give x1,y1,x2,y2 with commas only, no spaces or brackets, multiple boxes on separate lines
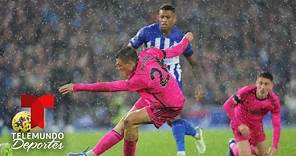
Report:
67,147,92,156
171,119,206,155
67,107,133,156
67,129,123,156
0,143,12,156
182,119,206,153
123,139,137,156
230,139,255,156
171,119,186,156
123,107,150,156
67,152,87,156
228,139,256,156
92,130,123,155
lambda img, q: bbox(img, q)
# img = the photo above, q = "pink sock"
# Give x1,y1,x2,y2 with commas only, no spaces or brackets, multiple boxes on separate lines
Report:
92,129,123,155
231,143,239,156
124,140,137,156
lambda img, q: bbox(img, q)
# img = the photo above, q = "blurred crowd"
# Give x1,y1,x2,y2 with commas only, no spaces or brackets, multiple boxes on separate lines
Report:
0,0,295,131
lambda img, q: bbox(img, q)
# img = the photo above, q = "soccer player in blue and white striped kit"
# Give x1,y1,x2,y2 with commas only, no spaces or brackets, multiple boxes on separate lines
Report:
129,4,206,156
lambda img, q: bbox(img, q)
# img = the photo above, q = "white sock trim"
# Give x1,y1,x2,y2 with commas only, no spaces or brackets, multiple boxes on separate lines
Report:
230,143,235,148
86,150,96,156
177,151,186,156
195,132,200,138
194,127,201,138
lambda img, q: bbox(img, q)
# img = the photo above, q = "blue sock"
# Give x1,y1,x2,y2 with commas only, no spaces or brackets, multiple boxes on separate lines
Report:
171,119,186,151
183,119,197,137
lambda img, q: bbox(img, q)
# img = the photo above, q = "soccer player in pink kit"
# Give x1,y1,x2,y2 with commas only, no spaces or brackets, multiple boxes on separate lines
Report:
59,32,194,156
223,72,281,156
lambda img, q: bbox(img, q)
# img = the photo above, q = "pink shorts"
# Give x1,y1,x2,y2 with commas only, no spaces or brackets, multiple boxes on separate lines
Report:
231,123,266,145
134,97,149,109
134,97,182,128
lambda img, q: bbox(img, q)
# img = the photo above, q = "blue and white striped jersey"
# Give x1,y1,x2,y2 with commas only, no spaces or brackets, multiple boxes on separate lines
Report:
129,23,193,88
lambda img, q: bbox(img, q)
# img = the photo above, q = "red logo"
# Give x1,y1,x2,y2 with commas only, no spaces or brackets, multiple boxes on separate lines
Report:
21,95,54,128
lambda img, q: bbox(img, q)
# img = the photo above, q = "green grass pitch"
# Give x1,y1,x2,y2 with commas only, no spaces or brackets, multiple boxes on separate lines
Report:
1,128,295,156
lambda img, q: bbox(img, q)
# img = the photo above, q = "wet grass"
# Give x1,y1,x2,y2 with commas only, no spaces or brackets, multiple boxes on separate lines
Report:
1,128,295,156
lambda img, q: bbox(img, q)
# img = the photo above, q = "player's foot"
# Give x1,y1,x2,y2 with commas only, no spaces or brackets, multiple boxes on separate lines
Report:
228,138,235,156
0,143,12,156
194,127,206,154
67,147,91,156
67,153,87,156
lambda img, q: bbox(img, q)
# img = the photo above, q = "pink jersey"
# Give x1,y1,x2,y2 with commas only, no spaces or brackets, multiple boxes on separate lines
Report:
73,37,190,108
223,85,281,149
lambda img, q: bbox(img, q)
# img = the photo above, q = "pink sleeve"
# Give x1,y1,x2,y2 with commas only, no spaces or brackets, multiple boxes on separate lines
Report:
73,80,129,92
127,74,148,92
164,37,190,58
223,86,254,118
270,93,281,150
223,95,236,120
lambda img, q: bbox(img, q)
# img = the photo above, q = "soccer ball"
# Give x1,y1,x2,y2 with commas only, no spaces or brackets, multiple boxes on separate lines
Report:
11,111,31,133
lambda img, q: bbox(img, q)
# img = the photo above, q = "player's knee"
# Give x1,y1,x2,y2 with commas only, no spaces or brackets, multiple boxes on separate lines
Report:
238,149,253,156
238,152,253,156
123,116,134,129
124,130,138,141
238,153,252,156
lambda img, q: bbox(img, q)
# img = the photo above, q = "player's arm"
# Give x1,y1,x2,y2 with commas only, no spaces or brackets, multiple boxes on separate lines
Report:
146,32,193,60
128,26,146,49
58,80,129,94
163,32,193,58
269,94,281,155
185,54,205,86
59,74,148,94
223,86,255,119
223,94,239,120
223,93,250,135
186,59,207,99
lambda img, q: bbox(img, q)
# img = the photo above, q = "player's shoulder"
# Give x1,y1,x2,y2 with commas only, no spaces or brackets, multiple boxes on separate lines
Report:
269,91,280,103
148,23,159,28
167,26,184,42
141,23,159,32
269,90,279,98
172,26,184,36
236,85,256,96
135,23,159,38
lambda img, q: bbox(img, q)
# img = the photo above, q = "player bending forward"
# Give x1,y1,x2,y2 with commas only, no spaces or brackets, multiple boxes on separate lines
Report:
59,32,193,156
224,72,281,156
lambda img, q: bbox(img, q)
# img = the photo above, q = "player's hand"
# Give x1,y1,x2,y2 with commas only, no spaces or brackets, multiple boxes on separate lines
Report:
59,83,74,94
267,147,276,156
184,32,193,42
238,124,250,136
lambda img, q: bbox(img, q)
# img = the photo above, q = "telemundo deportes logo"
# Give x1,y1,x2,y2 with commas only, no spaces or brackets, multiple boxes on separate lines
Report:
11,95,65,151
11,132,64,152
